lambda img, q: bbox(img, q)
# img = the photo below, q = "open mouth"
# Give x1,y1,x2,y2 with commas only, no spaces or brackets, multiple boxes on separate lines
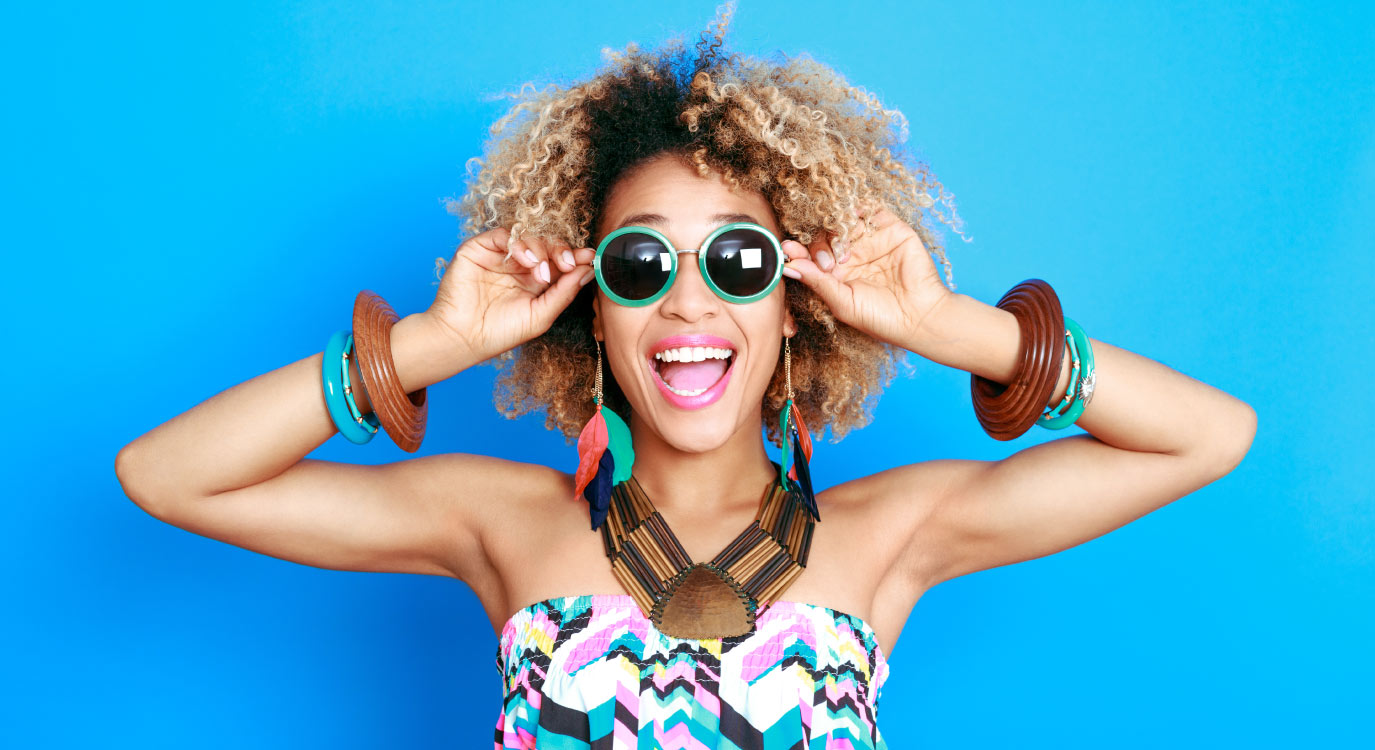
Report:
645,336,738,409
651,345,735,397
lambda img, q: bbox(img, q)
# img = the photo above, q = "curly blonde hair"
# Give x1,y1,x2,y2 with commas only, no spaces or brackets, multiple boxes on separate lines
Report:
443,3,963,445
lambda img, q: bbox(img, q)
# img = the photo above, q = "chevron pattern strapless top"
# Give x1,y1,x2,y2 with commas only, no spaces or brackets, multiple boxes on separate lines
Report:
495,593,890,749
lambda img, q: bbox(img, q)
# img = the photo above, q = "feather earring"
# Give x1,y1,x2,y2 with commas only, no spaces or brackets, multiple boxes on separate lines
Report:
572,339,635,530
778,336,819,520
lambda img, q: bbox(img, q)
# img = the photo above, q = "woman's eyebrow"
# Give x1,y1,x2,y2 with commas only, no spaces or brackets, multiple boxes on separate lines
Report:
617,211,762,229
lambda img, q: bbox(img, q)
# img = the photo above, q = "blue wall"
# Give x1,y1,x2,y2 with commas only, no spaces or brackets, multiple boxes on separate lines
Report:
5,1,1372,746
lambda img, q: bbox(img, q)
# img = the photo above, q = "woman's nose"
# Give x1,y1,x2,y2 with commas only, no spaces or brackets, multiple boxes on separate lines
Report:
658,253,719,323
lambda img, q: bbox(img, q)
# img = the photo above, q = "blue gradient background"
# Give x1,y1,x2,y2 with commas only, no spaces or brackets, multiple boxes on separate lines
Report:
5,1,1372,747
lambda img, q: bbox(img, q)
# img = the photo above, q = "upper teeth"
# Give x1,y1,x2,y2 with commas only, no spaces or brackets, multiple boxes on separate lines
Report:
653,346,734,362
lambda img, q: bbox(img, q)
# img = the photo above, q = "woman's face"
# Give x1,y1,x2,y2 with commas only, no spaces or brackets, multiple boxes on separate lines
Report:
593,154,795,453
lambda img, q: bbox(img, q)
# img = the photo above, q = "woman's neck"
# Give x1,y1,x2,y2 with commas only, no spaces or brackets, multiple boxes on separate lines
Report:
626,411,779,515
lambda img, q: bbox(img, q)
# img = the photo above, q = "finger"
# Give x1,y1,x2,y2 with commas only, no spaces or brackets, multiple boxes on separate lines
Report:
566,247,598,285
780,255,852,313
458,227,528,274
511,234,553,285
547,243,590,285
522,234,551,263
802,235,838,272
781,238,810,261
851,201,901,254
528,235,559,285
549,237,576,273
491,231,549,289
831,224,861,265
506,233,541,271
570,246,596,266
530,265,596,325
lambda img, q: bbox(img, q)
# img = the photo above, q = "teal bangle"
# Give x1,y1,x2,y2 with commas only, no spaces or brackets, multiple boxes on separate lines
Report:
322,330,378,444
341,333,381,437
1039,326,1081,420
1038,317,1095,430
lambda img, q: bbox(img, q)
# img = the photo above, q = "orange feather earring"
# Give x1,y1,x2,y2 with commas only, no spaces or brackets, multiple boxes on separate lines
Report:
572,339,635,530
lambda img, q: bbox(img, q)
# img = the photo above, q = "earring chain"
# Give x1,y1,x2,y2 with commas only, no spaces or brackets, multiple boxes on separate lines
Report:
784,337,794,401
593,339,604,405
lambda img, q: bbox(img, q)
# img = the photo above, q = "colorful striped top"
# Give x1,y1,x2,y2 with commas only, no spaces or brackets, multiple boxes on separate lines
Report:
495,593,890,749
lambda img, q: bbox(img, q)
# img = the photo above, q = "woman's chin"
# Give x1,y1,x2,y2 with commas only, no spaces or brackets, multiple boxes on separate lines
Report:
649,413,744,455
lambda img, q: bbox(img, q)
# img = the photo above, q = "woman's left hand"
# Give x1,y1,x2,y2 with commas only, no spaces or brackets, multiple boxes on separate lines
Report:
781,202,953,350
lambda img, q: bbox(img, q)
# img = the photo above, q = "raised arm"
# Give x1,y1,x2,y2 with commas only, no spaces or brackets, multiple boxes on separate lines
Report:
875,292,1256,588
779,203,1256,594
114,228,596,587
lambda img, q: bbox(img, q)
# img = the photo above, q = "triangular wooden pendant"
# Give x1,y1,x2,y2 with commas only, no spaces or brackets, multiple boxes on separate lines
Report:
599,468,813,640
652,563,753,639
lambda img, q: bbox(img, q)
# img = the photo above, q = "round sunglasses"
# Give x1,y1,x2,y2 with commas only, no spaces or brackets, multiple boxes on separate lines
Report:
592,222,786,306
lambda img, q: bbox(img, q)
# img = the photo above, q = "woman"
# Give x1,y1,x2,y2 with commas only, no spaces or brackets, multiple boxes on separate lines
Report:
114,9,1256,749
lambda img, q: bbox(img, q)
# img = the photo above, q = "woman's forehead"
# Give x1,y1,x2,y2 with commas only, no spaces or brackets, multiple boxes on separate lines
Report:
609,210,768,233
598,160,779,239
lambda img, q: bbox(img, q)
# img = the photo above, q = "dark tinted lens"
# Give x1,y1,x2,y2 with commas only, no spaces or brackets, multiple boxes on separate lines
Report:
601,232,672,301
704,228,777,298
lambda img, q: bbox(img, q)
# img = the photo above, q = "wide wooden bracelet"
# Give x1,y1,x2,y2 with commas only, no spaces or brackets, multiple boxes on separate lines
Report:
971,279,1065,441
351,290,427,452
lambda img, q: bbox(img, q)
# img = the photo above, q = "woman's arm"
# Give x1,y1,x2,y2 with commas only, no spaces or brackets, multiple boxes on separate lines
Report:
117,312,470,508
887,291,1257,588
114,229,596,586
113,313,513,582
778,204,1256,594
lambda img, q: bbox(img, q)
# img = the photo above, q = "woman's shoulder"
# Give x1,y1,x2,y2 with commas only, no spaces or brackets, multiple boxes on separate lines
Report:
816,459,977,556
409,453,576,549
818,458,966,514
411,453,579,583
422,452,572,502
812,459,979,602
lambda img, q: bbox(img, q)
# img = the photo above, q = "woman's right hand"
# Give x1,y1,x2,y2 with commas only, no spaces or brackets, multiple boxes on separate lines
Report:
425,227,596,363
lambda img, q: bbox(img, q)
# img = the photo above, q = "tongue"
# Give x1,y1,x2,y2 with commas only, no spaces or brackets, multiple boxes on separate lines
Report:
659,358,728,391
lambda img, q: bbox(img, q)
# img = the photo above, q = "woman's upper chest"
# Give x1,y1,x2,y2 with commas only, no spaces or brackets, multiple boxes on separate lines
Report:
485,478,918,657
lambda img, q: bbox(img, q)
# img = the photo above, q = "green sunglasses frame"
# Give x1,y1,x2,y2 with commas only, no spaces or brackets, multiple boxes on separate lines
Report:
592,221,786,307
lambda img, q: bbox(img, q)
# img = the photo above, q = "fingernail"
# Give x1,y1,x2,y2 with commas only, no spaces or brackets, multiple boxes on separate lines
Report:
524,249,538,265
580,269,595,286
538,261,550,283
782,266,802,280
561,249,574,267
817,249,834,270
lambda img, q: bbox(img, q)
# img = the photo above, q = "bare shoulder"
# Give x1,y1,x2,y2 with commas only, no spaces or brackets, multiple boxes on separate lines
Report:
818,458,985,590
409,453,573,583
407,453,569,506
819,457,977,517
439,453,575,540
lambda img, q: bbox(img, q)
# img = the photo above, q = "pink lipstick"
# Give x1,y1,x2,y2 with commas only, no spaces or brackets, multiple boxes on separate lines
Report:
646,334,737,410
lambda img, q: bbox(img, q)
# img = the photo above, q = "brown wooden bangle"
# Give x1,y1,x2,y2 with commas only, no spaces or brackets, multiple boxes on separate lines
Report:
351,290,427,452
971,285,1037,436
1019,281,1064,425
972,280,1059,439
971,279,1065,441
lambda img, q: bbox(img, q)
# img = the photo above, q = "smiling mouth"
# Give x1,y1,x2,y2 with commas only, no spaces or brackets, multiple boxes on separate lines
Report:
650,345,735,397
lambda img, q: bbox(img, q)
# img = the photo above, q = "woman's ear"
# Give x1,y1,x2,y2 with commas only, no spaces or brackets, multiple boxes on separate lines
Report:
782,307,797,339
592,295,604,342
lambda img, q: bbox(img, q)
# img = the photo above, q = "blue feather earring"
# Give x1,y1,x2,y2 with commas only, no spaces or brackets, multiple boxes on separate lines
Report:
778,336,819,520
572,338,635,530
